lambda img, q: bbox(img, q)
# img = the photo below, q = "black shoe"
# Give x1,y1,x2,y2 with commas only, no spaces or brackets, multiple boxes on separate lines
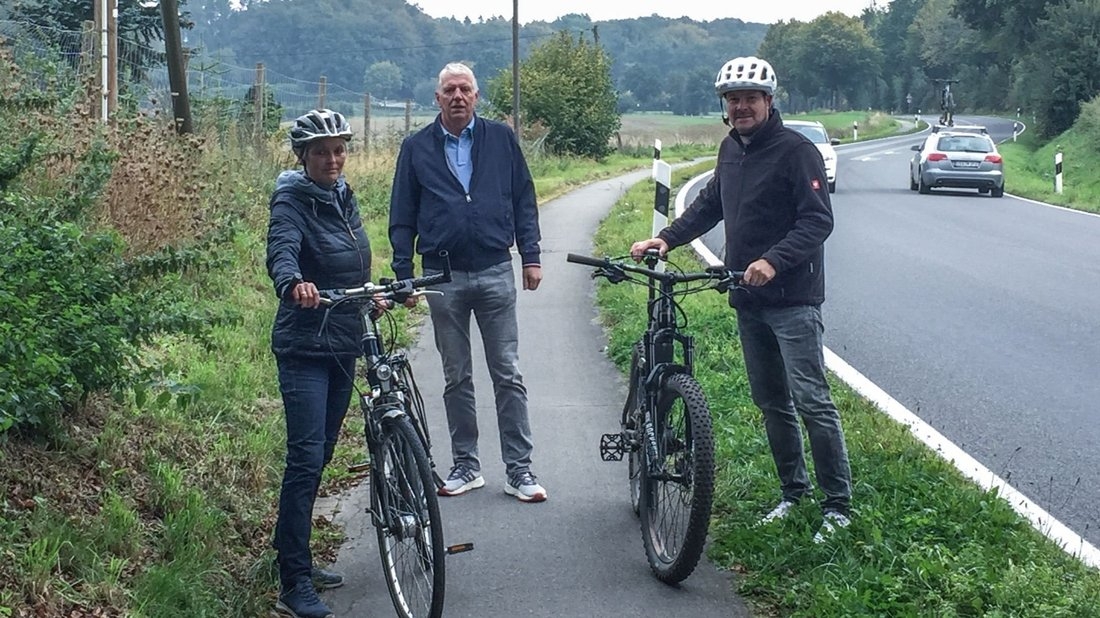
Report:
275,578,334,618
312,566,344,590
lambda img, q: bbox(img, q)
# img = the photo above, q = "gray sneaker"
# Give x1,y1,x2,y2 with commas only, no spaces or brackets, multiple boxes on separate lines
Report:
813,511,852,544
757,499,798,526
438,464,485,496
504,471,547,503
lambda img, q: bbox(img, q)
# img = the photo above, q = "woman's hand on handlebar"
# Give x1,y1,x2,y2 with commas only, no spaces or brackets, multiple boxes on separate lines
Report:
291,281,321,309
630,238,668,262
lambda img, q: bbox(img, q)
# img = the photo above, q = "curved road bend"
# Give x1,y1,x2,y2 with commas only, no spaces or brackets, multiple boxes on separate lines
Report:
325,168,750,617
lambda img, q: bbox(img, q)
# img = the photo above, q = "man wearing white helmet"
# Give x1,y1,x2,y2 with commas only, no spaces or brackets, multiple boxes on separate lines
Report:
631,56,853,543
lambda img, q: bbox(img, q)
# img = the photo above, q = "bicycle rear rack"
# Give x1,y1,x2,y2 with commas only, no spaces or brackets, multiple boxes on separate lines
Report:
600,432,626,461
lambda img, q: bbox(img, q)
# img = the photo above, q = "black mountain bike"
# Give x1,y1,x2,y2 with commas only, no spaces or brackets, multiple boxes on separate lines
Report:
318,256,469,618
567,250,743,584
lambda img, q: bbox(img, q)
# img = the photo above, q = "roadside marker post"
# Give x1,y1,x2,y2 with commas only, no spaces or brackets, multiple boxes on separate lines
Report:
1055,150,1064,194
652,139,671,273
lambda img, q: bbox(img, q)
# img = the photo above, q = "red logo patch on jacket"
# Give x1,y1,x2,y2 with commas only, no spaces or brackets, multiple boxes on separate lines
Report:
811,178,821,191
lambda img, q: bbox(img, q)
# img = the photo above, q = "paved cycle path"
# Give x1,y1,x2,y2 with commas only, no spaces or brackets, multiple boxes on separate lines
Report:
324,168,750,617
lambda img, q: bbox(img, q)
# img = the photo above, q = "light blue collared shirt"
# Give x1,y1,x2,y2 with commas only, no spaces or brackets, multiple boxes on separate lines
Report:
442,116,475,193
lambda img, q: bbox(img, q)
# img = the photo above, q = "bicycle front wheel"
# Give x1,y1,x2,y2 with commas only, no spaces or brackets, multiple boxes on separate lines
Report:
638,372,715,584
375,415,446,618
624,342,645,516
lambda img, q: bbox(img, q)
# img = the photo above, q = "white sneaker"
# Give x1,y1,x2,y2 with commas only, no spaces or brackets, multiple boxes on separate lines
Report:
438,465,485,497
504,471,547,503
813,511,851,544
757,500,797,526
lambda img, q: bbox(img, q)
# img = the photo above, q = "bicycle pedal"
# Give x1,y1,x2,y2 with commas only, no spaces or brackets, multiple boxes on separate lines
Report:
446,542,474,555
599,433,626,461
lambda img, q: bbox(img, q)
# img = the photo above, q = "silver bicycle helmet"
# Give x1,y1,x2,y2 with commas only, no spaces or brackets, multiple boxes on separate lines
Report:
289,108,352,154
714,56,777,97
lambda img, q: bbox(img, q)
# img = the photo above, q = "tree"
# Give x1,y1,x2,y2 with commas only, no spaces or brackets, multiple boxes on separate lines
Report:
1013,0,1100,137
364,61,404,101
485,31,620,160
763,14,880,111
11,0,192,44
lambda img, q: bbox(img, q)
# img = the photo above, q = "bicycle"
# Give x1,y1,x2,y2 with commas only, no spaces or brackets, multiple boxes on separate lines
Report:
566,249,743,584
318,253,470,618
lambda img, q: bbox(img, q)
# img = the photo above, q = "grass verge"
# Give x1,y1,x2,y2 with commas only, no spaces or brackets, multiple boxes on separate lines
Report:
585,161,1100,617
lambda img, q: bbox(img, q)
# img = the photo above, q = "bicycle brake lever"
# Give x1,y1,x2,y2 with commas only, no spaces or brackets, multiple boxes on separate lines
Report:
594,266,627,284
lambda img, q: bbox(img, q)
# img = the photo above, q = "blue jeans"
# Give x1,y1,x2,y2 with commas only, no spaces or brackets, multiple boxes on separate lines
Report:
273,354,356,589
736,304,852,514
424,260,534,478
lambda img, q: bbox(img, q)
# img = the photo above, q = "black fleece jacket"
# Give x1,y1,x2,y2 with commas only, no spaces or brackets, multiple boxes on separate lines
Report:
658,109,834,308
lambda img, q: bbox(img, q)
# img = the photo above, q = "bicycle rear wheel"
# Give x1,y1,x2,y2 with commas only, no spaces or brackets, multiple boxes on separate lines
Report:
375,415,445,618
638,372,715,584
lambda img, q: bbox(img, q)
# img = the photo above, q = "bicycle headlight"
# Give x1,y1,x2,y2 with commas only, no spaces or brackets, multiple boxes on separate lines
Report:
375,363,393,382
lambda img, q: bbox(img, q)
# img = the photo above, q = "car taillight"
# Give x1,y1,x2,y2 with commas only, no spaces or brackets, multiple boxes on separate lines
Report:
928,153,948,161
985,154,1003,163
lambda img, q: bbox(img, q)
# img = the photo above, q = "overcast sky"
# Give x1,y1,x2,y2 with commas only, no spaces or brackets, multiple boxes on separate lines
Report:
404,0,888,25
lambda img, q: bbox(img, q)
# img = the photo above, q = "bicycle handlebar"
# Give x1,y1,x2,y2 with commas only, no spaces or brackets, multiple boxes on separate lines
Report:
566,252,743,289
319,251,452,307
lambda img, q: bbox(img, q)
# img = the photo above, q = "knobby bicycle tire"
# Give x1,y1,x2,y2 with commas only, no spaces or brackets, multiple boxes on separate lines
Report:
638,372,715,584
624,341,645,516
375,416,446,618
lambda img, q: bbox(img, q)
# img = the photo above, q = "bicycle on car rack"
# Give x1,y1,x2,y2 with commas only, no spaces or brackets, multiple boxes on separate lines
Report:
318,251,471,618
567,249,744,584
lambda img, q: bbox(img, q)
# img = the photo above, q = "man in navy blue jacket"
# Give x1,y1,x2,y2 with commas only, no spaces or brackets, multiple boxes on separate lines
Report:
389,62,547,502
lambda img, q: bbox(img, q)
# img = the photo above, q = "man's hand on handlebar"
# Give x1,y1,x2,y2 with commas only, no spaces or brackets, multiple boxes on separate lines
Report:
629,238,669,262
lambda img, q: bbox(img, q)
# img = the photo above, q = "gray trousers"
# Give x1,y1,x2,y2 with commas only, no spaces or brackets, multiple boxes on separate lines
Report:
736,304,852,514
424,260,534,478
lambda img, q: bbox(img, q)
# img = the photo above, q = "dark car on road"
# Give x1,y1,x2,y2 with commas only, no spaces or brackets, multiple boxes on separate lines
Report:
910,131,1004,197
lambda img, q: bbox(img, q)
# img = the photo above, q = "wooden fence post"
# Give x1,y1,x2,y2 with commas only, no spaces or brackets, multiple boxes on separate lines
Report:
363,93,372,152
318,76,327,110
254,62,265,143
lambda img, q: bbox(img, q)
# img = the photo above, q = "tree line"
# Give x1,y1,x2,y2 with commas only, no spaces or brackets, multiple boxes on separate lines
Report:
12,0,1100,138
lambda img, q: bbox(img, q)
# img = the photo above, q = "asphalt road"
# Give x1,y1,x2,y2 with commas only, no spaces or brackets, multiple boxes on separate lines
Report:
693,115,1100,550
324,168,750,617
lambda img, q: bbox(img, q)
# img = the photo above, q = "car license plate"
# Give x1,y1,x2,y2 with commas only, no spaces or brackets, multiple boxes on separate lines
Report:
954,161,980,168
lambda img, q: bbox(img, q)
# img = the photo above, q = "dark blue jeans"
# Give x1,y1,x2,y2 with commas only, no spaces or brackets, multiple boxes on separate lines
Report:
736,304,852,515
273,354,356,589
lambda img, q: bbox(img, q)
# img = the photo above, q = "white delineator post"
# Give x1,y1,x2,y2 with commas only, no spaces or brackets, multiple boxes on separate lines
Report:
1055,151,1064,194
652,139,671,273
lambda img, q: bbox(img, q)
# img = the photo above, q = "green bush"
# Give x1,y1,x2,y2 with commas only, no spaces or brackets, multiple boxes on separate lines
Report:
0,140,228,433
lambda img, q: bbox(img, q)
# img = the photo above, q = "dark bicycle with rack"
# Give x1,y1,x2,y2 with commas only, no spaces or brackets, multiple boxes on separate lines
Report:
318,252,470,618
566,249,743,584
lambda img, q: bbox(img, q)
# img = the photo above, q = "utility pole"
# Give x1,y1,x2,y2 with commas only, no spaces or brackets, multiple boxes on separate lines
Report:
512,0,521,146
159,0,193,133
94,0,107,122
108,0,117,116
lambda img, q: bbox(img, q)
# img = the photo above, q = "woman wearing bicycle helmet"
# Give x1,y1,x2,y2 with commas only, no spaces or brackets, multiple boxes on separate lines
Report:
631,56,853,545
266,108,370,618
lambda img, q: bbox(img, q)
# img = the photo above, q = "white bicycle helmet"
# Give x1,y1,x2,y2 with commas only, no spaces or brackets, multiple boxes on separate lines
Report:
289,108,352,155
714,56,778,97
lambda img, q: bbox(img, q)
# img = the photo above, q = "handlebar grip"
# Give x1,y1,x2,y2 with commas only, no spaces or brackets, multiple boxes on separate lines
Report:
566,253,609,268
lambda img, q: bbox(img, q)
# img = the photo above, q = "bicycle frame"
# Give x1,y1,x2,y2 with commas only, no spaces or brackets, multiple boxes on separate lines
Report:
353,305,430,529
637,254,697,479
